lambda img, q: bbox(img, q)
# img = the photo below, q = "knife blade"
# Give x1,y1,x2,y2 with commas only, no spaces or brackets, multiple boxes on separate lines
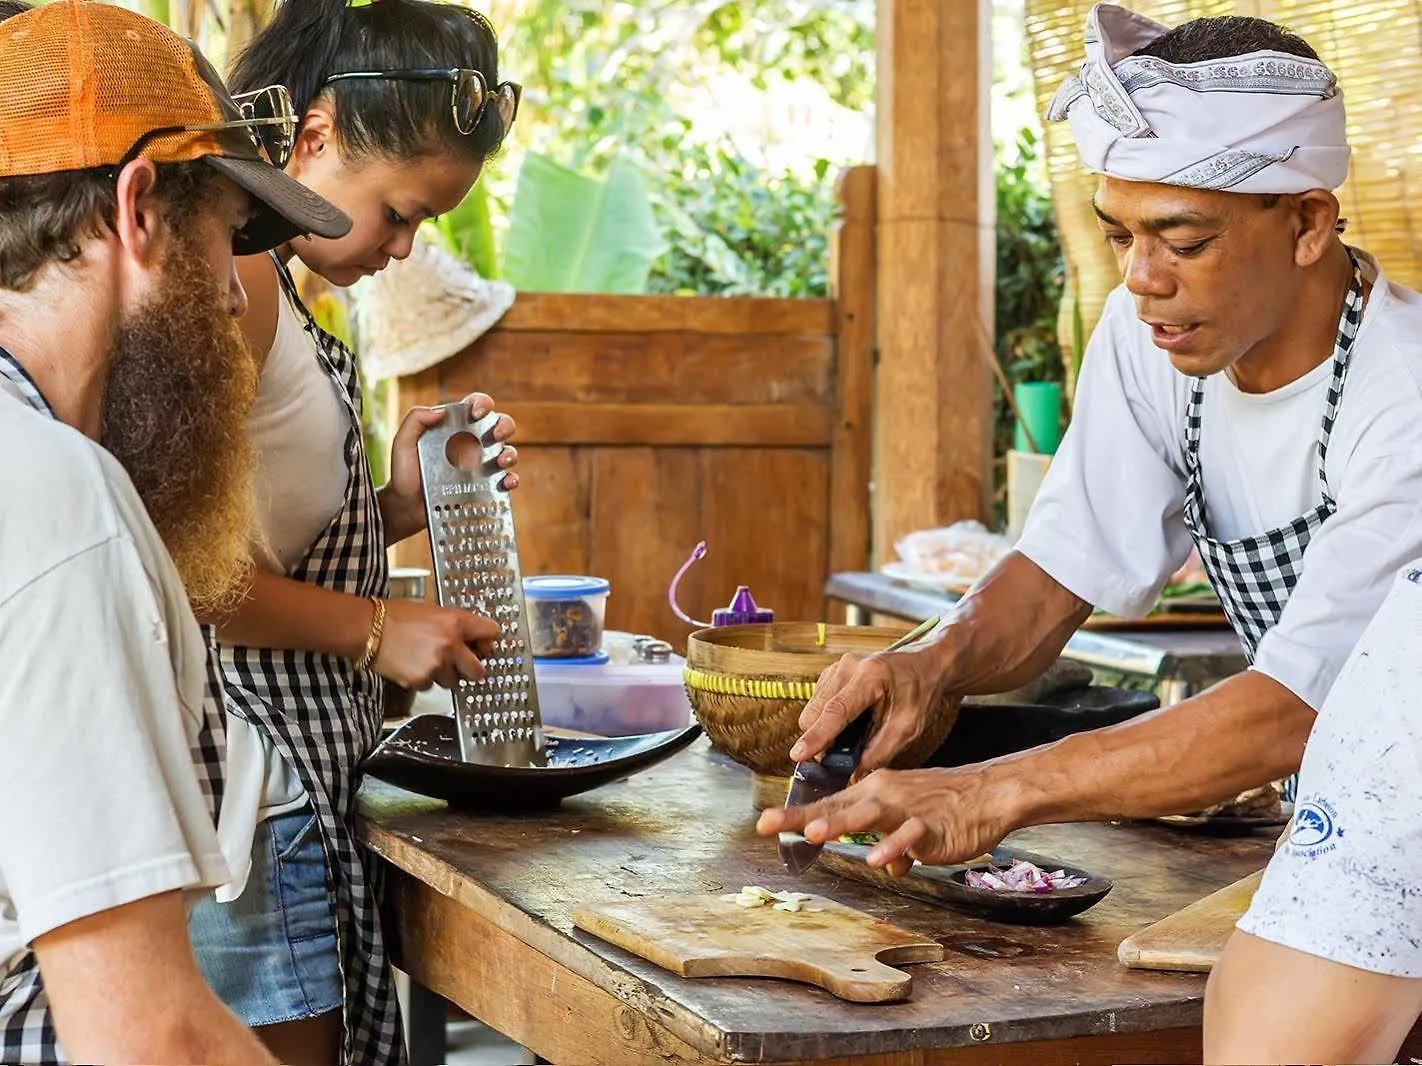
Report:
779,712,871,873
778,615,942,875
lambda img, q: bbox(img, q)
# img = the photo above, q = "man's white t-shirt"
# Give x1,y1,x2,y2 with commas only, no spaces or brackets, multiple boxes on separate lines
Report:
1018,252,1422,710
0,377,228,978
1238,564,1422,977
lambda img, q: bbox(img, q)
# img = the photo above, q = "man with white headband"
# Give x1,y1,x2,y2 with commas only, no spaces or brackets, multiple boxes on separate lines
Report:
759,6,1422,1025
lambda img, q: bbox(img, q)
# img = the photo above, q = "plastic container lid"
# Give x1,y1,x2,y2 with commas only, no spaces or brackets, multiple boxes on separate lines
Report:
533,650,610,666
533,654,686,681
523,576,611,600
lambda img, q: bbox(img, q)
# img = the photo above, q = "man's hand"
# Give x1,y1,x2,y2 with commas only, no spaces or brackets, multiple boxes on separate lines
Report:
791,554,1091,773
756,766,1021,878
791,644,948,773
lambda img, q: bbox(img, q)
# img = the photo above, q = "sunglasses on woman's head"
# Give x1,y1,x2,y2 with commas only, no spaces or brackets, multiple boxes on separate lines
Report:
113,82,300,174
322,68,521,142
234,84,299,169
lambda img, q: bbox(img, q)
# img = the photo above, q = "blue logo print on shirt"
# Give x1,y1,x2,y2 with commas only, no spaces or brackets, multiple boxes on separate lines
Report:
1286,798,1343,858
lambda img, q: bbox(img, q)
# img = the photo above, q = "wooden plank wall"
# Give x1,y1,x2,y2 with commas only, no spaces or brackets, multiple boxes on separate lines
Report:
389,166,876,646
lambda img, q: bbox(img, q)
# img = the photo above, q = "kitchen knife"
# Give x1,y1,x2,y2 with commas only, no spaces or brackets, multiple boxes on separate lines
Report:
779,615,942,875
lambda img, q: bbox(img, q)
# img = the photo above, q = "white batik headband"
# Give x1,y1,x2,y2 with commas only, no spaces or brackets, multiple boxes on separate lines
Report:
1046,3,1350,193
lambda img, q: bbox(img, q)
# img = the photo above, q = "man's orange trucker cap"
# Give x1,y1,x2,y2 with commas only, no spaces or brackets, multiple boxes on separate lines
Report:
0,0,350,253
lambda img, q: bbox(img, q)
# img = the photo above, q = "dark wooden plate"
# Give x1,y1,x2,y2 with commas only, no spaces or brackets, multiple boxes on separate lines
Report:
362,713,701,810
813,842,1112,925
1152,812,1289,834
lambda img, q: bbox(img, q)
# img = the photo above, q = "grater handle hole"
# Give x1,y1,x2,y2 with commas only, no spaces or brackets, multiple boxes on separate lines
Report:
445,431,485,471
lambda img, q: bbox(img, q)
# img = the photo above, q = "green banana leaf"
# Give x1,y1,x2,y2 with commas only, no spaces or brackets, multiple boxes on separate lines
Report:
431,181,499,280
502,152,666,294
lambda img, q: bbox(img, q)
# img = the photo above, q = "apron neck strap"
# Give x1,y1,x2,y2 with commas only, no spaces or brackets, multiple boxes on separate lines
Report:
270,251,323,335
1183,247,1366,497
1314,249,1366,497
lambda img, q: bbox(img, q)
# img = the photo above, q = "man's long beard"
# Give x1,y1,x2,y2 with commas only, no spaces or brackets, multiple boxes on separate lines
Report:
101,238,258,618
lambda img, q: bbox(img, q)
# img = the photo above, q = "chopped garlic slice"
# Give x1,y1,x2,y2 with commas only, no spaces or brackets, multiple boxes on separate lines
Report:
721,886,819,913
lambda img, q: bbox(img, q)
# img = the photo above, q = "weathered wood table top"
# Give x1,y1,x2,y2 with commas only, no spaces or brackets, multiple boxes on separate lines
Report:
357,739,1275,1064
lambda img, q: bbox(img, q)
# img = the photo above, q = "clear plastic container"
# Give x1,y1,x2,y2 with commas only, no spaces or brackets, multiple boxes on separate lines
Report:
523,576,610,659
533,654,692,736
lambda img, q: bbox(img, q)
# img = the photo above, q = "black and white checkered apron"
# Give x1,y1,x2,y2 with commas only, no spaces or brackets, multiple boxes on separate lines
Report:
218,258,403,1066
0,349,228,1065
1181,252,1364,801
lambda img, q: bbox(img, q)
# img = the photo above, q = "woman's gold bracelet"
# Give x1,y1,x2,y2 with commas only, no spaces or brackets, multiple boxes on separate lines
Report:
355,597,387,671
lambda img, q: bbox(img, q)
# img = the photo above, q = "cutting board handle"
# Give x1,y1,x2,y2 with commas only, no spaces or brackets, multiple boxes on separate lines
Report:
573,898,945,1004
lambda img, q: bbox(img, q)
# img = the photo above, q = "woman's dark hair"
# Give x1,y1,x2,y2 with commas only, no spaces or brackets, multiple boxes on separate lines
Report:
230,0,504,165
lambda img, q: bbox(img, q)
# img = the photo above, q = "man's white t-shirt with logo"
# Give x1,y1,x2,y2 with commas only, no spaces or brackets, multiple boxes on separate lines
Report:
1239,564,1422,976
0,377,228,979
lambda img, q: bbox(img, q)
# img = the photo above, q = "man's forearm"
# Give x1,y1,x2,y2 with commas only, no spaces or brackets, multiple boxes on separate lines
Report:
997,669,1315,825
38,893,277,1066
929,551,1094,696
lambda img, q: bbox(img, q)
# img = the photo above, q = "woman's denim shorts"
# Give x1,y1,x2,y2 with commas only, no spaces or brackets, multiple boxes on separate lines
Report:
188,801,342,1025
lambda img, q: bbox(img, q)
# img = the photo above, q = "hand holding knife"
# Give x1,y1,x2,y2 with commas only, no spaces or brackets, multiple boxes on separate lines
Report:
777,615,942,874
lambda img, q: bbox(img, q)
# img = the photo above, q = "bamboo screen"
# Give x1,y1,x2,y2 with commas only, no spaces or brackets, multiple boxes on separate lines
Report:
1025,1,1422,381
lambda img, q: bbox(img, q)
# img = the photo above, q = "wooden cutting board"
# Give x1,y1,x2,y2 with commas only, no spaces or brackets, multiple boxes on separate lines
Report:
1117,869,1264,972
572,893,944,1002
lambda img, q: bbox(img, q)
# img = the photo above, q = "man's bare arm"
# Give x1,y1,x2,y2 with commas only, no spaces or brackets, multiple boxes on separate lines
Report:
35,891,276,1066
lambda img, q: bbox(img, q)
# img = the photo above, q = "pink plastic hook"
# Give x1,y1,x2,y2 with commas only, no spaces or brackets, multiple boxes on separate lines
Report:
669,541,712,628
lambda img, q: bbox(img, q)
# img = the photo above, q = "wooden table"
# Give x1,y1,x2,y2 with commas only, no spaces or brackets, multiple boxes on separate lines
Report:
826,572,1248,705
357,739,1283,1065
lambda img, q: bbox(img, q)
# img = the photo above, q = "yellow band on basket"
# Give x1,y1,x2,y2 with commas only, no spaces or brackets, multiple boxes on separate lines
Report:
682,667,817,702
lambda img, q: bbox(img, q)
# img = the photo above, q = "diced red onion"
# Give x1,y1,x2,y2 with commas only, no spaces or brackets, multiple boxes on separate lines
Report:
964,859,1085,893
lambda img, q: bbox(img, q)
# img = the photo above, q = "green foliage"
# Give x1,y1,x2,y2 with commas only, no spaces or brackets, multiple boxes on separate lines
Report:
433,182,499,280
646,137,836,298
992,129,1066,525
455,0,866,297
694,2,875,112
502,153,667,293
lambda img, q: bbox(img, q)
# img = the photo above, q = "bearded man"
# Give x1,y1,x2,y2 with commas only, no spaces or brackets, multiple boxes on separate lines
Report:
0,3,351,1064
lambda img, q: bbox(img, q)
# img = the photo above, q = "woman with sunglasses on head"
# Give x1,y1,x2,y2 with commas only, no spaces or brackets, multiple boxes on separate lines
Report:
184,3,522,1065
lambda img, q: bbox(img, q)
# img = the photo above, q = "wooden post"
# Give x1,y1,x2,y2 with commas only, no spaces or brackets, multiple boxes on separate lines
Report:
873,0,994,566
225,0,275,61
827,166,876,581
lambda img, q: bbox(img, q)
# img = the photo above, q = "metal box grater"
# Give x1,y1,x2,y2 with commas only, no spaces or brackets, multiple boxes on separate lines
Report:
417,404,545,767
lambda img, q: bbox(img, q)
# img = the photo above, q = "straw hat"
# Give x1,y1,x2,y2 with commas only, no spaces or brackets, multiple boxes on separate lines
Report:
355,232,516,381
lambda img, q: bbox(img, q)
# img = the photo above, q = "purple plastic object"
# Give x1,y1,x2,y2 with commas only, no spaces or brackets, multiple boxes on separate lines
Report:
712,586,774,627
668,541,775,628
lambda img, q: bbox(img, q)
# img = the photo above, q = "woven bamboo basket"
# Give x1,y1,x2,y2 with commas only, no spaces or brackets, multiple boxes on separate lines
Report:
684,623,960,782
